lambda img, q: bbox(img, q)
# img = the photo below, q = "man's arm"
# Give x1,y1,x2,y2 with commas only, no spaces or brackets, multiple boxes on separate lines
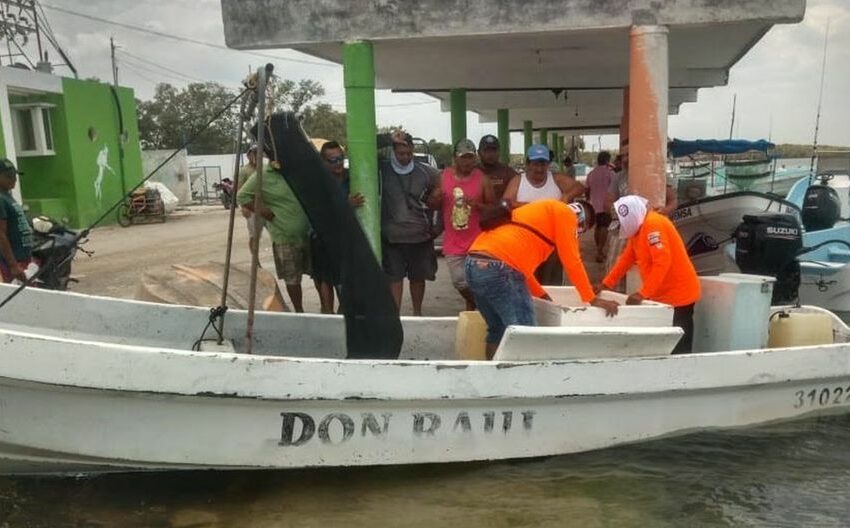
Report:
602,240,636,289
236,174,274,221
502,176,521,205
638,226,673,299
554,174,585,203
478,176,496,207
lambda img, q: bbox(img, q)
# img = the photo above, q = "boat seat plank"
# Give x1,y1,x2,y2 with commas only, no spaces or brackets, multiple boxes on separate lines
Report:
493,326,683,361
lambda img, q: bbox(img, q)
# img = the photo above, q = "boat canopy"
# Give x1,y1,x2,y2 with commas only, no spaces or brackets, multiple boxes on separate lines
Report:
668,139,775,158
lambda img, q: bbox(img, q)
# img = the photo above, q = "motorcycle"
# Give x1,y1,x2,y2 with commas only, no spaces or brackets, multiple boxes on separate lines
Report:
26,216,87,291
213,178,235,209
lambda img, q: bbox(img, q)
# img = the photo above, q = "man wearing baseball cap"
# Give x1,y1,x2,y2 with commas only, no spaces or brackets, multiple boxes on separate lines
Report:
432,138,494,310
0,159,33,283
477,134,517,201
595,195,700,354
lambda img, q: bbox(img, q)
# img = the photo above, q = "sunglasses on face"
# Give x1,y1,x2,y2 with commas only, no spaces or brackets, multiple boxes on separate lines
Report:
325,156,345,164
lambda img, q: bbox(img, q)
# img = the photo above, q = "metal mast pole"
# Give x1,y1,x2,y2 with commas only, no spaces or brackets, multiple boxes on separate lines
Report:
245,63,272,354
217,97,247,345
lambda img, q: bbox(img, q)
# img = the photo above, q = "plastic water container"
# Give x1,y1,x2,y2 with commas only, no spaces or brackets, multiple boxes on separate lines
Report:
455,311,487,360
768,312,834,348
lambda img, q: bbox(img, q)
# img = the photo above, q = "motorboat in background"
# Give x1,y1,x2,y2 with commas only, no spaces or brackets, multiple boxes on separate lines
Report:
672,191,799,276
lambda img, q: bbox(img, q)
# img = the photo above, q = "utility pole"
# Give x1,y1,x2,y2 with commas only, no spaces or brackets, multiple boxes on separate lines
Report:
110,37,118,86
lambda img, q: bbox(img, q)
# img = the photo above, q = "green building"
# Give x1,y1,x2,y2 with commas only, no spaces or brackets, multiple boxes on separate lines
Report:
0,66,143,228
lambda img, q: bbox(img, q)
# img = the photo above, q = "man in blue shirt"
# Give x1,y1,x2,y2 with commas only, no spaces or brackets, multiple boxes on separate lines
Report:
0,159,33,283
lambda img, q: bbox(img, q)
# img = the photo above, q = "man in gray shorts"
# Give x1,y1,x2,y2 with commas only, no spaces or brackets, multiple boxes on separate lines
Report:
380,133,440,316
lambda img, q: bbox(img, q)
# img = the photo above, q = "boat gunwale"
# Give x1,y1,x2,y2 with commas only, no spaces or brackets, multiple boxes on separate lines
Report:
2,326,850,402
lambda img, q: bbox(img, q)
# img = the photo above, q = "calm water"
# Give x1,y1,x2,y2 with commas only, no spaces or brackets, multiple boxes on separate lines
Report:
1,414,849,527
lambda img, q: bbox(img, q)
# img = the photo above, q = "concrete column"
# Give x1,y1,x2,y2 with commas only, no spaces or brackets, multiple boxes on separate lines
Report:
497,108,510,164
344,41,380,257
539,128,549,148
628,26,668,207
523,120,533,153
450,88,467,146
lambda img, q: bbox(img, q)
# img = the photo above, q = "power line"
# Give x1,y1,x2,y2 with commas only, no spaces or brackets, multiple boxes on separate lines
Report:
41,3,339,68
118,49,205,82
118,54,198,85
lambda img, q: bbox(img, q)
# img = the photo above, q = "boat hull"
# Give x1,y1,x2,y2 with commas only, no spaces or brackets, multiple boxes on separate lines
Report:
1,329,850,475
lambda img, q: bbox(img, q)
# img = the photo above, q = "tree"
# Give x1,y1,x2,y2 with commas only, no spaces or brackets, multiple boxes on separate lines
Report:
427,139,453,168
136,82,238,154
301,104,347,144
270,78,325,114
137,78,329,155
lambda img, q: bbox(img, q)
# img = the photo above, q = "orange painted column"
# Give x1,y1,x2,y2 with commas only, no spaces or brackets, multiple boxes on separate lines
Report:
628,26,668,208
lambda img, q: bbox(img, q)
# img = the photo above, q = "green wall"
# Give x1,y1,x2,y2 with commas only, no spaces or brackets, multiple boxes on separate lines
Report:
17,78,143,228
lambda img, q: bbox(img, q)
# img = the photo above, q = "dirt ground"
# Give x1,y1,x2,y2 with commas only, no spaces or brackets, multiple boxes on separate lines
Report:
71,206,608,317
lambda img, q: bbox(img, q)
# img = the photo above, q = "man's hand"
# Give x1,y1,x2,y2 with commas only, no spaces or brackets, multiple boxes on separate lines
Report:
539,292,553,302
390,129,408,145
591,297,619,317
592,282,608,295
10,263,27,283
349,193,365,208
626,292,645,305
240,205,252,219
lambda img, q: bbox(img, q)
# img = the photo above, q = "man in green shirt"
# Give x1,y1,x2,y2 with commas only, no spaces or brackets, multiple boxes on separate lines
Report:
0,159,33,283
237,165,311,312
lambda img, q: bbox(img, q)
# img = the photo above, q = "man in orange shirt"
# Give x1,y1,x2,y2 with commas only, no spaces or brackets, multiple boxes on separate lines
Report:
596,195,701,354
466,199,620,359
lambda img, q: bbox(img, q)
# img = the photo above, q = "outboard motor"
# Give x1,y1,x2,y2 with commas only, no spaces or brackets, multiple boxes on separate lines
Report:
802,183,841,231
735,213,803,304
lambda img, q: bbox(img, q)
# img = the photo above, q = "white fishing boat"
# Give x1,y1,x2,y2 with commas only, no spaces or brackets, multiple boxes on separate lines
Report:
672,191,799,275
2,277,850,476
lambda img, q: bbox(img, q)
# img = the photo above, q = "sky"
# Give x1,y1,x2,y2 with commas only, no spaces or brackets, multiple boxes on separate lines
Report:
8,0,850,153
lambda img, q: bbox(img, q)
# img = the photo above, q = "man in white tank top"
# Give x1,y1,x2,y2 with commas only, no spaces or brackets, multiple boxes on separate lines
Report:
502,144,584,206
501,144,588,285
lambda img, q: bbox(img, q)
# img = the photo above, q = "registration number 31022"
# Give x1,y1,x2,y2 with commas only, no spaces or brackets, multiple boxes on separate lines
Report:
794,385,850,409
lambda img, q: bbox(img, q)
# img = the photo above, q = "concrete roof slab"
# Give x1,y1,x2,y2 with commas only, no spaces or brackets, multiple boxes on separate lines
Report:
222,0,804,48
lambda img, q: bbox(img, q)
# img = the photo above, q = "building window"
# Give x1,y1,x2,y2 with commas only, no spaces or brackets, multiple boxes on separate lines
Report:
13,109,36,152
10,103,56,157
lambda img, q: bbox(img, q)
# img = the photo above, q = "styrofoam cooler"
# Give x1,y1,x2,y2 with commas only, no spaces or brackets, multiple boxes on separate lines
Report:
534,287,674,327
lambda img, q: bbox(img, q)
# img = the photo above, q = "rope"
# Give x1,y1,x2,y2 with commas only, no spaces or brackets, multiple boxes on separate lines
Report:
0,87,251,312
192,305,228,351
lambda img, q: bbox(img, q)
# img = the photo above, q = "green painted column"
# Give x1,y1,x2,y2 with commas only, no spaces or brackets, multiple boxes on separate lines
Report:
343,41,380,258
523,120,533,153
552,133,560,170
540,128,549,148
450,88,467,146
497,108,510,164
558,135,565,163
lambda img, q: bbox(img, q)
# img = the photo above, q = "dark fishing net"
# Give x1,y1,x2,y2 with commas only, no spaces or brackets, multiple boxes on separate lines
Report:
260,112,403,359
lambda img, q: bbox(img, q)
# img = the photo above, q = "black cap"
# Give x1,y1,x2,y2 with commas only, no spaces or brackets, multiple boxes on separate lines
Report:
0,158,22,176
478,134,500,150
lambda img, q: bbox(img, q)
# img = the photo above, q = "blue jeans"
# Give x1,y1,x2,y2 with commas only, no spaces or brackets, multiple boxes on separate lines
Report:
464,256,537,345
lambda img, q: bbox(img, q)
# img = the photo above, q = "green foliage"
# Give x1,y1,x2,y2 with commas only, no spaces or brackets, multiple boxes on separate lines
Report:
137,79,328,154
426,139,453,168
301,103,347,144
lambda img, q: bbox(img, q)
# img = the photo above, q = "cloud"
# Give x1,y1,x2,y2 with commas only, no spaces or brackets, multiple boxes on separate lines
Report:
17,0,850,152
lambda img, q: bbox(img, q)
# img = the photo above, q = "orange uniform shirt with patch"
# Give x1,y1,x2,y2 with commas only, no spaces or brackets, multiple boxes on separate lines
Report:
469,199,596,302
602,211,701,307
